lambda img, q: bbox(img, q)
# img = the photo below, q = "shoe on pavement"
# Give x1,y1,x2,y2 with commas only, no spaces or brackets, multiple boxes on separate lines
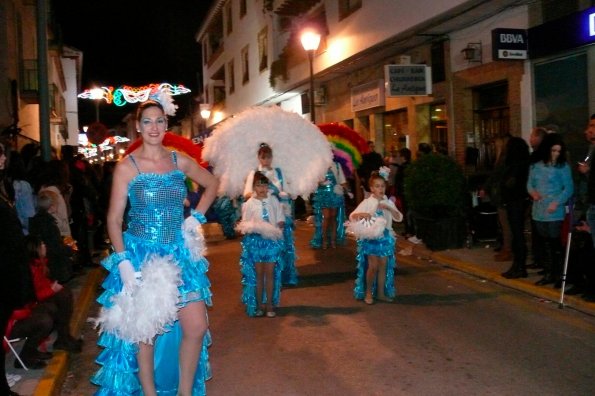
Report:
407,236,422,244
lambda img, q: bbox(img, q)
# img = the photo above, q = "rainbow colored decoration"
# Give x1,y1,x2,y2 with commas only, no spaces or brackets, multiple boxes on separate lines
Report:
125,132,208,168
317,123,369,178
78,83,190,106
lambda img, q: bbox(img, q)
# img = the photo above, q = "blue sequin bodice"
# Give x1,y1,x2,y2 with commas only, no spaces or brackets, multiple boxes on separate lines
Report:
127,169,186,244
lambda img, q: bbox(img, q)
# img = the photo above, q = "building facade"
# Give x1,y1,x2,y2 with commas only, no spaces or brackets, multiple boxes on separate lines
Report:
197,0,594,171
0,0,81,153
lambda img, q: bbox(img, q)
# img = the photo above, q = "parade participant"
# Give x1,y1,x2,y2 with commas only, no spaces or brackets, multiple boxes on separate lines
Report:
92,99,218,396
310,160,348,249
243,143,298,285
347,168,402,305
237,171,285,317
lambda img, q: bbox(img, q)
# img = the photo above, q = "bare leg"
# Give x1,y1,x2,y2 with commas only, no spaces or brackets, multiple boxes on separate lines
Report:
264,263,275,313
365,255,379,303
177,301,208,396
376,257,392,301
255,262,265,311
138,343,156,396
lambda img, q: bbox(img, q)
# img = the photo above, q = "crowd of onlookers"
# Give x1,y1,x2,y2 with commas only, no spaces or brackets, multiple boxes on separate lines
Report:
1,139,116,395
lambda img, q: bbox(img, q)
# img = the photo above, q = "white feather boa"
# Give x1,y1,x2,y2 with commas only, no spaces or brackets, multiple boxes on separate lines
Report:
345,217,387,239
236,220,283,240
202,106,333,198
94,256,181,344
182,216,207,260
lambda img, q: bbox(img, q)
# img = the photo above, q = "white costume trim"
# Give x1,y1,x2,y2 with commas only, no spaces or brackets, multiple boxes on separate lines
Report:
94,256,181,344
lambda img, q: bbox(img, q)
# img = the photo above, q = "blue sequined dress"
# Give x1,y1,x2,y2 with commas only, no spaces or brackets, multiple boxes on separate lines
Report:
353,209,396,300
92,152,212,396
238,197,283,316
310,164,346,248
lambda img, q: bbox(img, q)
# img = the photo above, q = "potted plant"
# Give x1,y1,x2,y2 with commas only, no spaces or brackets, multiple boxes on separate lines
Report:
404,153,468,251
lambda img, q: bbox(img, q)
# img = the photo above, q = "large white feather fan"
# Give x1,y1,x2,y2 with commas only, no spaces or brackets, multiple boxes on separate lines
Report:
202,106,333,198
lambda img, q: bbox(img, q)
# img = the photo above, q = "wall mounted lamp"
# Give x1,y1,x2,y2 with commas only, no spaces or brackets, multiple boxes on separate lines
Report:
461,42,482,63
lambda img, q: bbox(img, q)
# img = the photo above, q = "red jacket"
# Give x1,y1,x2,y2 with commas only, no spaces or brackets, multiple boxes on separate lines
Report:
29,258,56,302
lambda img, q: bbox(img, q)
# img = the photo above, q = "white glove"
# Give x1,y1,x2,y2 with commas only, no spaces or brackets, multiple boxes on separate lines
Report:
183,215,201,236
118,259,140,293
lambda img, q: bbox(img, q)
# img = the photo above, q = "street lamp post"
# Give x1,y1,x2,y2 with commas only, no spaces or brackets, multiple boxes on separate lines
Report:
300,29,321,124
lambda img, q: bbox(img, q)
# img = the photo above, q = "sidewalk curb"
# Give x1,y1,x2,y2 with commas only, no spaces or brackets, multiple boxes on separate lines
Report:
33,267,104,396
396,240,595,317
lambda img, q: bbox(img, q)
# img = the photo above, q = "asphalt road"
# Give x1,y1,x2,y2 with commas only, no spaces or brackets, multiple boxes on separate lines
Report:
62,222,595,395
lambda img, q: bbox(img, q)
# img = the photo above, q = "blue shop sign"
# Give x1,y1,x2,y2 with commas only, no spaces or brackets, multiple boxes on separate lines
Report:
529,6,595,58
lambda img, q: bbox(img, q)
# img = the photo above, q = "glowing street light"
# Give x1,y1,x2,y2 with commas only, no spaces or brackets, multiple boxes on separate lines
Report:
300,29,321,123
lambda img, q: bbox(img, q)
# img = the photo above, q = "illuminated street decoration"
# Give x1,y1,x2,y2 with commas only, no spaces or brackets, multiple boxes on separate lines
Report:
78,83,191,107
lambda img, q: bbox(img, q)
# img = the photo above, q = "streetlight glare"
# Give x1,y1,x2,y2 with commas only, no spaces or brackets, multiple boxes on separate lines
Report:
300,30,321,52
89,87,106,101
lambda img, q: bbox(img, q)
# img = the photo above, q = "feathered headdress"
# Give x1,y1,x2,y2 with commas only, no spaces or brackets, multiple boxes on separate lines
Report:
202,106,332,197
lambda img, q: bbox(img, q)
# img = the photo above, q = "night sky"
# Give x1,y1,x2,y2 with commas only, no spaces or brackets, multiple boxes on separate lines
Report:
53,0,215,128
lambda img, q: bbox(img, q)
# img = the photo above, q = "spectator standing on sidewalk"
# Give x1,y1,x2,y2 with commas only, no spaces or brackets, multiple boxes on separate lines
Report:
6,150,36,235
528,133,574,286
527,127,548,270
0,141,29,395
358,141,384,192
500,137,530,279
577,113,595,249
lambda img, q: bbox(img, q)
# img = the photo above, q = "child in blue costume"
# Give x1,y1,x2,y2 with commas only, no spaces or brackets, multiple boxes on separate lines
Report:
310,160,348,249
92,100,219,396
243,143,298,285
348,170,402,305
237,171,285,317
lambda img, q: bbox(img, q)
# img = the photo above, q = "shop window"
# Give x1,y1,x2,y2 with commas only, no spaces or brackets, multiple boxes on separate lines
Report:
338,0,362,21
471,83,509,170
258,26,268,72
227,59,235,94
225,2,233,35
383,109,408,153
431,41,446,83
240,0,247,18
430,103,448,154
241,45,250,84
534,53,589,164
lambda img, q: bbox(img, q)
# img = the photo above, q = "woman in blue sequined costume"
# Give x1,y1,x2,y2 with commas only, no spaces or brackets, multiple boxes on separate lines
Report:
243,143,298,285
237,172,284,317
92,100,219,396
348,170,402,305
310,161,348,249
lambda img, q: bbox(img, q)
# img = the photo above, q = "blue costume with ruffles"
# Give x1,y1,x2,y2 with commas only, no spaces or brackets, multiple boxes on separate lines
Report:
238,197,283,316
255,167,298,285
353,209,397,300
92,152,212,396
310,164,346,248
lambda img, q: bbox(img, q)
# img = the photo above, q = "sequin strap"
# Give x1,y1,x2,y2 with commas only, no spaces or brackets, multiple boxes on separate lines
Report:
128,154,141,173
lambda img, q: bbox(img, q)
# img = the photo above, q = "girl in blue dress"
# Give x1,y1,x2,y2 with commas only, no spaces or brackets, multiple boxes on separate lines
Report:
237,171,285,317
243,143,298,285
92,100,219,396
310,160,348,249
348,169,402,305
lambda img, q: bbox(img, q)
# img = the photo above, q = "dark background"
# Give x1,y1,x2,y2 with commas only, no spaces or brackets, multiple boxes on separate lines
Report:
53,0,215,128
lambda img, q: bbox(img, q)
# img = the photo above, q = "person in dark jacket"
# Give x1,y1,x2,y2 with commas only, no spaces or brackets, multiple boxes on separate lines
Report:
1,141,33,394
500,137,530,279
29,190,74,282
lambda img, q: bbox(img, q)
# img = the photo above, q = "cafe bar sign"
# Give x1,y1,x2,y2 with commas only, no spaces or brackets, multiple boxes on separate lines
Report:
492,28,528,60
384,65,432,97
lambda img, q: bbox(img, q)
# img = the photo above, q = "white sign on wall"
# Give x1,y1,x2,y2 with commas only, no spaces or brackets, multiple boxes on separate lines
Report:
384,65,432,96
351,80,385,112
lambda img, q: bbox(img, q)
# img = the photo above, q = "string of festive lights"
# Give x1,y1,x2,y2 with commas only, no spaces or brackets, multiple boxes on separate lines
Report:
78,83,191,106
